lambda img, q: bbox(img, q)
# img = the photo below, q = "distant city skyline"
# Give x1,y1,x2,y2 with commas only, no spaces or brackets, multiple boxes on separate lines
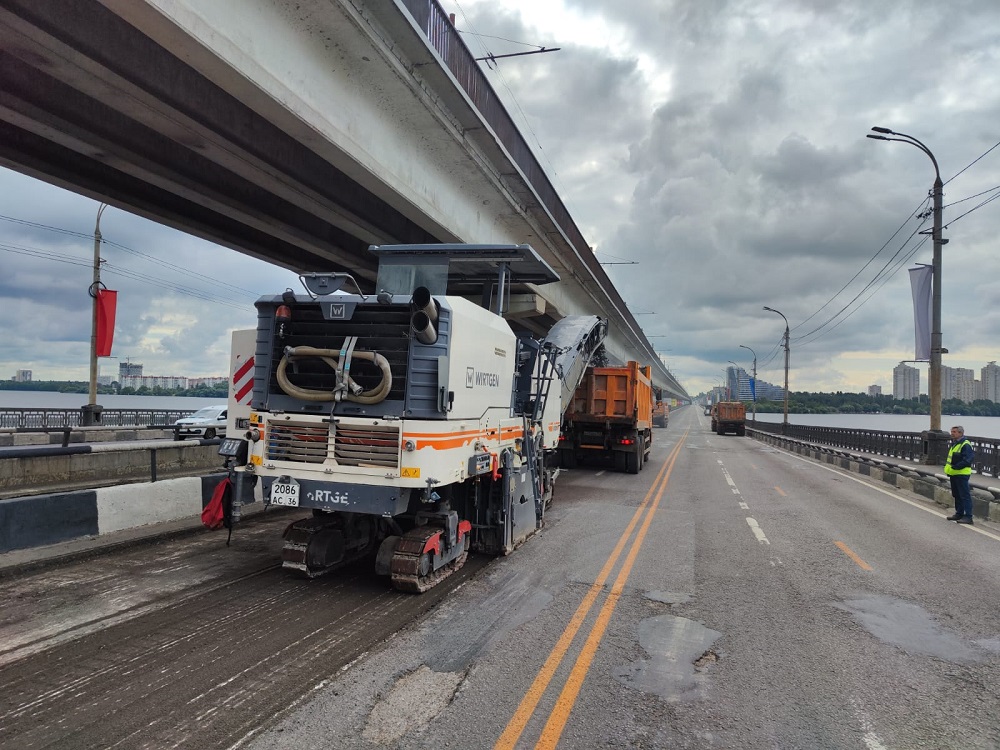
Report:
7,359,226,389
892,360,1000,402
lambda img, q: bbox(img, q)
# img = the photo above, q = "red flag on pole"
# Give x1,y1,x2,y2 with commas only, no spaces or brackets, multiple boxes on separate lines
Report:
96,289,117,357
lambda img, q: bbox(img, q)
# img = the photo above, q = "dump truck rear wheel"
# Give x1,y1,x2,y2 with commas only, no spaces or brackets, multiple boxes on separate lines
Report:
626,444,640,474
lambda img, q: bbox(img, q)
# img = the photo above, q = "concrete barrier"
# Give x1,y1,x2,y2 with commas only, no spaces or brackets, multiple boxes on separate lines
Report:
0,441,224,496
0,474,265,555
0,427,176,447
751,429,1000,524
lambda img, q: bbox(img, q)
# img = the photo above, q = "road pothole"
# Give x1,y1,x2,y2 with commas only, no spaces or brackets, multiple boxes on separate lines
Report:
362,665,464,744
693,649,718,669
613,614,721,702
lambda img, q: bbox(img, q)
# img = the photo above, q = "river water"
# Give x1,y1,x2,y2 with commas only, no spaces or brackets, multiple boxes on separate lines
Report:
5,392,1000,439
749,411,1000,440
0,390,224,411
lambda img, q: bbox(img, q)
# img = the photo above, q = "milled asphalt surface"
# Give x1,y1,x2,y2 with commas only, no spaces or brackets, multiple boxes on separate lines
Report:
246,406,1000,750
0,511,488,749
2,406,1000,749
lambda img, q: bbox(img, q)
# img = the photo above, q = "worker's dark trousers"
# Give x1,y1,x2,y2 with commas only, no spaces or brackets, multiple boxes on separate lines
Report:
949,474,973,518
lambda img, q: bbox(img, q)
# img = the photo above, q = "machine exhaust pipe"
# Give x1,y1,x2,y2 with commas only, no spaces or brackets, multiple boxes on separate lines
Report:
411,286,438,324
411,310,437,344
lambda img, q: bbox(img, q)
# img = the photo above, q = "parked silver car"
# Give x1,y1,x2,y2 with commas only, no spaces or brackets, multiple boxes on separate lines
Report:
173,405,227,440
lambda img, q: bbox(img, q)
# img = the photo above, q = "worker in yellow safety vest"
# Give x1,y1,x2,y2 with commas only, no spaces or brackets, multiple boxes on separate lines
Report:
944,425,975,525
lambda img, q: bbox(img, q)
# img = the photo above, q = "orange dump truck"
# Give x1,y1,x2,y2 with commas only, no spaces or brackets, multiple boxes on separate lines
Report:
557,361,653,473
713,401,746,436
652,399,669,428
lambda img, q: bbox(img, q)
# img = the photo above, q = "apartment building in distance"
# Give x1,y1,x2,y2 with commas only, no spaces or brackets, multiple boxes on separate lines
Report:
983,361,1000,402
867,385,882,397
111,361,226,390
891,361,1000,404
892,363,920,400
725,366,784,402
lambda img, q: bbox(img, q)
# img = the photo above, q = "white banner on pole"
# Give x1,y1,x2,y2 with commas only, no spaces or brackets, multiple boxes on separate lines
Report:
909,265,933,361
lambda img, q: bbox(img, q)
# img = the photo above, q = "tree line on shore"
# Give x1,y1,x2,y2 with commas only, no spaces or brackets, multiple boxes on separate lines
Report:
0,380,228,399
9,381,1000,417
731,392,1000,417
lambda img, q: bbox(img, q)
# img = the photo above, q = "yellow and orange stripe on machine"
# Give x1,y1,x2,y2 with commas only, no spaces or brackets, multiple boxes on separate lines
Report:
402,424,524,451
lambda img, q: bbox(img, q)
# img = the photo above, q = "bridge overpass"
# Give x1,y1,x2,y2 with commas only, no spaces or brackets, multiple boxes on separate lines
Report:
0,0,688,401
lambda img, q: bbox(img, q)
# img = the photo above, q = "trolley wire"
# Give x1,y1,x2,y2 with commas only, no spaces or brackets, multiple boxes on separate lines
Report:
451,3,570,198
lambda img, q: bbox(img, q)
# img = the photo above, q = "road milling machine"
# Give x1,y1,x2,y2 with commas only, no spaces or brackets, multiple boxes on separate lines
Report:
219,244,606,592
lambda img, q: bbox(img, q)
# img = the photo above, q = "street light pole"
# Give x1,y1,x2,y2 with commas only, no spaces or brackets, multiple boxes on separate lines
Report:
83,202,109,426
763,306,790,433
739,344,757,426
867,127,948,464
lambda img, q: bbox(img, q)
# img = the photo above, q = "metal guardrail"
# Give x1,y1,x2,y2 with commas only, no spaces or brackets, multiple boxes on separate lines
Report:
0,408,194,429
396,1,695,397
751,421,1000,478
400,0,598,275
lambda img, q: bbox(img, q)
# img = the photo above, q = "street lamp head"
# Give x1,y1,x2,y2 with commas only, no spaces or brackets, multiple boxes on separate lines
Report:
871,126,893,134
866,134,889,141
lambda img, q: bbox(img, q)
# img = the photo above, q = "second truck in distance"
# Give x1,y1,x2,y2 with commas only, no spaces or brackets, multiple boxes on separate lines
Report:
711,401,746,436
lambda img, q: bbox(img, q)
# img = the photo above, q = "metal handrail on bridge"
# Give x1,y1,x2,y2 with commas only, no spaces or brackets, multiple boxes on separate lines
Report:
0,408,195,430
399,1,686,399
751,421,1000,478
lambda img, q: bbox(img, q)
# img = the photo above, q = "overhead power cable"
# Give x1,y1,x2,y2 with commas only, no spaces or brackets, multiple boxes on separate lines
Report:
943,183,1000,209
792,213,930,345
945,188,1000,228
791,196,930,334
795,235,930,350
450,2,569,198
0,241,92,269
0,213,92,240
0,210,263,303
100,237,260,299
103,263,248,310
944,139,1000,186
784,137,1000,350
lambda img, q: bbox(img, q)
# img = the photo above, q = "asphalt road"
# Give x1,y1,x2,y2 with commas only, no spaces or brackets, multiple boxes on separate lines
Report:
2,405,999,749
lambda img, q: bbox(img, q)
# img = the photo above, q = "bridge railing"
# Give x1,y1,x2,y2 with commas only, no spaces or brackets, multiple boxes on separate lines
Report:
751,421,1000,477
399,2,651,365
0,408,194,429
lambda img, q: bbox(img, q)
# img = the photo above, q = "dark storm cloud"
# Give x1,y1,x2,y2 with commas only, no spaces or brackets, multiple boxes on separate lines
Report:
4,0,1000,395
444,0,1000,393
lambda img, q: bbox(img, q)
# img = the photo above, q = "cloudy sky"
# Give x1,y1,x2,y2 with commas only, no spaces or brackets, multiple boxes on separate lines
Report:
0,180,299,382
2,0,999,398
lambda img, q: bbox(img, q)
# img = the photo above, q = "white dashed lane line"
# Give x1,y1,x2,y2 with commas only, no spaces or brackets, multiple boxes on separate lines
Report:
719,457,776,548
746,517,771,545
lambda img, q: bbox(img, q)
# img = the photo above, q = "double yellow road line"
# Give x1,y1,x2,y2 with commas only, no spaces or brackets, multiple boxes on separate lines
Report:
495,429,689,749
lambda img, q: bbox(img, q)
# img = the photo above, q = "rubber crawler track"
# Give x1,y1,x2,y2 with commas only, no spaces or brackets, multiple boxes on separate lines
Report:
390,526,469,593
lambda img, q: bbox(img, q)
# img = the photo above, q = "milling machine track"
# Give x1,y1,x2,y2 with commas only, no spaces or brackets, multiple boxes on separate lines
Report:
389,526,469,593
